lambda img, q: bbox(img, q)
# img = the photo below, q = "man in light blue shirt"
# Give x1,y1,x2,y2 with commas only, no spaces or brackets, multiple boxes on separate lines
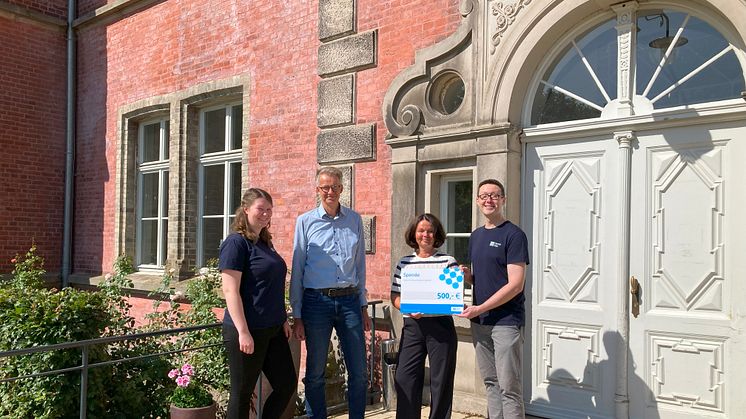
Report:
290,166,371,419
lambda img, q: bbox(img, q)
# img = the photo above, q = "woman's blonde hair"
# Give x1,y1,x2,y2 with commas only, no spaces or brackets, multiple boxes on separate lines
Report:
231,188,273,245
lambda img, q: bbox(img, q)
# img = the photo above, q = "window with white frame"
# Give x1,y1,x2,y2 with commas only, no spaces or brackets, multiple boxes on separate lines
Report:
439,173,473,265
198,104,243,265
529,9,745,125
137,119,169,268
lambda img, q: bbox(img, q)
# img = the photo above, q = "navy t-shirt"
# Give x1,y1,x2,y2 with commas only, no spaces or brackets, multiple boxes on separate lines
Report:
469,221,530,326
219,233,288,329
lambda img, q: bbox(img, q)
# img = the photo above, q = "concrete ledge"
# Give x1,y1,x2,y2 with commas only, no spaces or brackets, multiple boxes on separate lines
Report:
318,30,376,76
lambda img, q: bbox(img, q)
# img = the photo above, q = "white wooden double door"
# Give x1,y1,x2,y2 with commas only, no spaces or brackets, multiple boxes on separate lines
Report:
522,121,746,419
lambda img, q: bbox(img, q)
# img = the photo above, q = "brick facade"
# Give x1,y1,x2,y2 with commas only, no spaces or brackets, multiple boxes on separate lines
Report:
0,14,66,273
2,0,461,301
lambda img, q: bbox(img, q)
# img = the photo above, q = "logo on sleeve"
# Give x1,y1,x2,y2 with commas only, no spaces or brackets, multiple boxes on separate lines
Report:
489,241,502,248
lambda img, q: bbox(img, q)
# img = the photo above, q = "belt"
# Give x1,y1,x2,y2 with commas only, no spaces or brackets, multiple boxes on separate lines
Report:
311,287,358,297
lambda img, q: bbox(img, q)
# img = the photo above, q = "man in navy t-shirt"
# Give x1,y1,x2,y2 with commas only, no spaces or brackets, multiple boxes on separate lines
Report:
458,179,529,419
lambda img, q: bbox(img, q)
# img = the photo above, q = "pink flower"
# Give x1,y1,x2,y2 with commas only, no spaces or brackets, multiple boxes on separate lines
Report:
10,258,16,263
176,375,191,388
181,363,194,376
168,369,179,379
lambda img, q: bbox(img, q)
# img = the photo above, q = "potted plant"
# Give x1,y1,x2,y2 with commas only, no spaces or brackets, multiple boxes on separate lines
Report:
168,363,217,419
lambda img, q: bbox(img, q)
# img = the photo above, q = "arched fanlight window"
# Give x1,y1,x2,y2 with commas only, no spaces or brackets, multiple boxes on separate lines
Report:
530,9,745,126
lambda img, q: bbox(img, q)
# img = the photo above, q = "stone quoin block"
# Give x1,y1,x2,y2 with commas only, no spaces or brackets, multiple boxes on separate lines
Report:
317,74,355,127
317,123,375,164
317,30,376,76
319,0,355,41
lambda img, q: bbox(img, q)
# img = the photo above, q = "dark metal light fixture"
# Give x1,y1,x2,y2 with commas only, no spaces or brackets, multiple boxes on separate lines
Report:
646,13,688,50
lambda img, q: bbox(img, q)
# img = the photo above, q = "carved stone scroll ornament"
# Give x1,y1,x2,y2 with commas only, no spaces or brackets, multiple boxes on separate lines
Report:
490,0,532,54
392,104,423,137
382,0,475,138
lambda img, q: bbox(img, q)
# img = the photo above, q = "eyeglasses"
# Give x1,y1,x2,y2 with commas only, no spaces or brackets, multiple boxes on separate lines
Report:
317,184,343,193
477,193,503,201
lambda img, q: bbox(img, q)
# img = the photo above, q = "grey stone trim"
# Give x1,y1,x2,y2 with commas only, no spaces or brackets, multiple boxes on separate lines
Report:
114,102,170,264
390,162,417,273
319,0,356,42
115,75,250,279
318,30,377,77
74,0,164,30
362,215,375,254
317,123,376,164
317,74,355,127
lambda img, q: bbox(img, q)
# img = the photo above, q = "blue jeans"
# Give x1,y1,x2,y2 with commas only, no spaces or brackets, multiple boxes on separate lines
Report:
302,289,367,419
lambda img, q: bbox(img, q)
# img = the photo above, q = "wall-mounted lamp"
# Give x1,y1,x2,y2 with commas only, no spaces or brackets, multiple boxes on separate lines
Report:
646,13,688,50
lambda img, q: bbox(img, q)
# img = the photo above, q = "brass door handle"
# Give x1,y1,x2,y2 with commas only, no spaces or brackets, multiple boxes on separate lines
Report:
630,276,640,318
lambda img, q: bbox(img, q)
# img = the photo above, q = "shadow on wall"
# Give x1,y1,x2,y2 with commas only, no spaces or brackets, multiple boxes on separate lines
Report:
73,22,109,275
537,331,660,419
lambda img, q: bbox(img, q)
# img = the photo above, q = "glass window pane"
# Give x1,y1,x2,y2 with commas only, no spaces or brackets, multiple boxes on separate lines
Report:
448,180,472,233
230,162,242,214
653,51,744,108
577,19,617,100
202,218,224,263
231,105,243,150
531,84,601,124
141,172,159,218
160,220,168,266
141,122,160,163
202,165,225,216
530,19,615,125
163,122,170,160
203,108,226,154
140,219,157,265
161,170,169,217
446,237,470,265
637,11,744,108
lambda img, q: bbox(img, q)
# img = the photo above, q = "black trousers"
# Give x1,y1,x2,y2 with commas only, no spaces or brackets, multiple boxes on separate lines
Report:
223,323,297,419
394,316,457,419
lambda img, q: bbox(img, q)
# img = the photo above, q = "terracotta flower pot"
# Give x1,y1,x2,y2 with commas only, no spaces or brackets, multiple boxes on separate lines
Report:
170,402,217,419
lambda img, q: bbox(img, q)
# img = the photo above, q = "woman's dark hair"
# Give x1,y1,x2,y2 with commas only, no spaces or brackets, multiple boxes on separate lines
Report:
230,188,273,245
404,213,446,250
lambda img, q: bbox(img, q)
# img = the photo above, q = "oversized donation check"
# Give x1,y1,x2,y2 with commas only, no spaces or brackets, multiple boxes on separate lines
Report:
399,264,464,315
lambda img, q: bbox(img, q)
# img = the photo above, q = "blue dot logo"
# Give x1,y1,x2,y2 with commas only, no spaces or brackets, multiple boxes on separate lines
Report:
438,266,464,291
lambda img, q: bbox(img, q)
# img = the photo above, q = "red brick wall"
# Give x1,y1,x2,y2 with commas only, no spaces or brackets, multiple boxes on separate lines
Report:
73,0,462,300
77,0,107,17
0,16,67,273
5,0,67,19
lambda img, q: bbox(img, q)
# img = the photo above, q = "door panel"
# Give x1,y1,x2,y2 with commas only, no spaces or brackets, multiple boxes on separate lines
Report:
629,123,746,419
524,137,619,419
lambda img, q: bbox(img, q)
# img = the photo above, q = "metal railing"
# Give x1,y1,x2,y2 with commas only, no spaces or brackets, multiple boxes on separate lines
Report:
0,322,223,419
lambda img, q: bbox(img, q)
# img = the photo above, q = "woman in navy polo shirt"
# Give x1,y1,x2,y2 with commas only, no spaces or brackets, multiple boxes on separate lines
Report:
220,188,296,419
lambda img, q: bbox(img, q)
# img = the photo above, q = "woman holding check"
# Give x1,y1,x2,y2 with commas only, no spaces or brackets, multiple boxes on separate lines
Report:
390,213,458,419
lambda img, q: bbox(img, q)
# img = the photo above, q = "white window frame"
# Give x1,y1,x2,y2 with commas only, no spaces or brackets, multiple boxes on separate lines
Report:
136,119,169,270
197,103,243,266
425,167,477,300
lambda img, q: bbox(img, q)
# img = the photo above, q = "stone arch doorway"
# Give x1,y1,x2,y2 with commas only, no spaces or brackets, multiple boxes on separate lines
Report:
383,1,746,417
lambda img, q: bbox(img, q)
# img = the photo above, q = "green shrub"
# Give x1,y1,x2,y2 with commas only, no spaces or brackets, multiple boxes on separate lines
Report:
0,247,111,418
0,250,176,418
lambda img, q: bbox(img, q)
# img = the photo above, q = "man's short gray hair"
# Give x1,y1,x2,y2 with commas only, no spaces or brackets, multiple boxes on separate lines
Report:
316,166,344,183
